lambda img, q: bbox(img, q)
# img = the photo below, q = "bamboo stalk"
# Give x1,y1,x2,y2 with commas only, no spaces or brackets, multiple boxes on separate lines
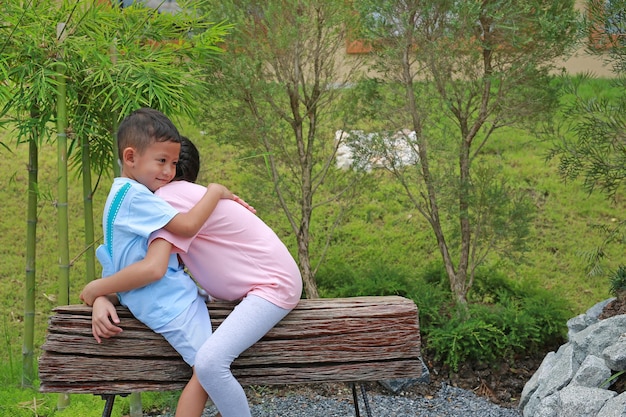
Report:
22,119,38,388
55,21,71,412
82,130,96,283
56,21,70,305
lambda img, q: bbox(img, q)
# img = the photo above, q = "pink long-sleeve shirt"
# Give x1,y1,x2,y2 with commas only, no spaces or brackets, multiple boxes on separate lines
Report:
151,181,302,309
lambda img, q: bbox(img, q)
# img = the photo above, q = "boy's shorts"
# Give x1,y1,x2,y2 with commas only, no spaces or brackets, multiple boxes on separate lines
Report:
155,295,212,366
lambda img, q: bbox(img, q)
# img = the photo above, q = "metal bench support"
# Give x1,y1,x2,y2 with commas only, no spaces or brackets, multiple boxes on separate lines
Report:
100,394,116,417
351,383,373,417
99,393,129,417
101,387,372,417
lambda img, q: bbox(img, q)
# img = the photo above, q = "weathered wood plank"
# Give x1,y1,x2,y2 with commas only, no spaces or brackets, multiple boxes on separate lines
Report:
45,314,419,341
39,360,424,394
39,296,422,395
43,319,419,357
232,360,425,385
42,333,419,363
39,355,191,383
51,296,418,318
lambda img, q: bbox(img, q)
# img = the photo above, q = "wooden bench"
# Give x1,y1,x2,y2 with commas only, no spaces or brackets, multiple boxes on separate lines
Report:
39,296,422,417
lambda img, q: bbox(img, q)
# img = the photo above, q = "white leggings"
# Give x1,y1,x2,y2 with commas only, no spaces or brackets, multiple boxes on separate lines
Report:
194,294,290,417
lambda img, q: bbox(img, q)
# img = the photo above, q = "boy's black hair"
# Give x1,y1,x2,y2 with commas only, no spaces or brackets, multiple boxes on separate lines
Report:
174,136,201,182
116,108,181,160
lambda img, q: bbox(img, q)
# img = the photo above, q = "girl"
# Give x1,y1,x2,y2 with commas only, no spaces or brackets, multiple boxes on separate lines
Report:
81,136,303,417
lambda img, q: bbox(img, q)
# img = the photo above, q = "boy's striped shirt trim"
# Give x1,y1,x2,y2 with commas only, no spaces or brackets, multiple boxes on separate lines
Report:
106,182,131,258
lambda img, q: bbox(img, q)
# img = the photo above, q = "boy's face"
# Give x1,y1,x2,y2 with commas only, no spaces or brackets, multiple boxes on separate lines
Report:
124,141,181,192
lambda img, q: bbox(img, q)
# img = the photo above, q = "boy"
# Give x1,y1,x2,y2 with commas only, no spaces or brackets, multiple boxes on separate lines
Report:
82,136,302,417
92,108,236,416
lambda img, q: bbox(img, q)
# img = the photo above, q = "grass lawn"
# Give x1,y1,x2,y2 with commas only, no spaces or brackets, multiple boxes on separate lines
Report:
0,87,623,415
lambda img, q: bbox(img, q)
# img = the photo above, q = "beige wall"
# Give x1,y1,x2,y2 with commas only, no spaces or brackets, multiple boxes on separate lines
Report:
557,51,613,77
340,0,615,79
339,43,614,80
557,0,615,78
559,0,615,77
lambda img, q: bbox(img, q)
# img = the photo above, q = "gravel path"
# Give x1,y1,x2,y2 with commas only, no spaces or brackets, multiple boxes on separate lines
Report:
156,383,523,417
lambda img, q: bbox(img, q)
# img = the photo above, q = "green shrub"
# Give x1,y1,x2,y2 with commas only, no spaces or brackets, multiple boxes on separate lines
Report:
420,259,450,290
427,315,506,372
317,262,418,298
426,297,567,372
416,269,570,372
408,280,451,330
468,267,517,304
318,260,570,372
518,286,570,349
609,265,626,298
315,260,358,298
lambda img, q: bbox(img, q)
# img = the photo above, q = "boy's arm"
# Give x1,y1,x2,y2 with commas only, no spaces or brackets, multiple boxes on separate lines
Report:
164,183,235,238
80,238,173,306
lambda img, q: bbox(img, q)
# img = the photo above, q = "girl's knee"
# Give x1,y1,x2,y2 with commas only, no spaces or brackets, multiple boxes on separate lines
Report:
194,350,230,377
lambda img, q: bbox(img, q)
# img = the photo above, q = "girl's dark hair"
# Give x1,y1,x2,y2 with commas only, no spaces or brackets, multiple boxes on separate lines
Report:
175,136,201,182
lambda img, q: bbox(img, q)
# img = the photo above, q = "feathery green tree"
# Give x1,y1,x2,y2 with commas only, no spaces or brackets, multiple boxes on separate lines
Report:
547,0,625,291
198,0,367,298
0,3,60,386
0,0,229,399
351,0,580,305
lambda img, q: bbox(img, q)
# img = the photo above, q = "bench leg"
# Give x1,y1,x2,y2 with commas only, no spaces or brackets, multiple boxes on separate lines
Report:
350,383,373,417
100,394,116,417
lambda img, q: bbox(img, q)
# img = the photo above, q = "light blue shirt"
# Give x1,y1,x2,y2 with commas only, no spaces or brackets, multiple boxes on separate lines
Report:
97,177,199,329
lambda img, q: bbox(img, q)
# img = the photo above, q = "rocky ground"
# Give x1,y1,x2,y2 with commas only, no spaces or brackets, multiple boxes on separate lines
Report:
243,297,626,410
145,298,626,416
235,342,547,412
418,297,626,408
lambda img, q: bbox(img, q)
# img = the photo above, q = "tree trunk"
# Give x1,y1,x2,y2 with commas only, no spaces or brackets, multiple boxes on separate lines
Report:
403,58,468,306
296,163,318,299
297,233,318,299
455,132,472,305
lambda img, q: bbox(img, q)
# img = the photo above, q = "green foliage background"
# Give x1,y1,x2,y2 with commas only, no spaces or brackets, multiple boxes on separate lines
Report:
0,79,624,415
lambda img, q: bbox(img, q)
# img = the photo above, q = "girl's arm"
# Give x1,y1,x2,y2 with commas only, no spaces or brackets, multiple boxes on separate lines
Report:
80,238,173,306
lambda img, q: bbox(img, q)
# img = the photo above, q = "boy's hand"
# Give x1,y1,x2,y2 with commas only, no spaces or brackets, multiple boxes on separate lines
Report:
91,296,122,343
208,183,256,214
232,194,256,214
207,183,234,199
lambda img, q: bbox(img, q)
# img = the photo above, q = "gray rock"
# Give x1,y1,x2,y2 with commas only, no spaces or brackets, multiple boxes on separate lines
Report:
567,299,614,339
570,315,626,363
569,354,612,388
521,299,626,417
597,391,626,417
520,351,555,408
568,314,590,339
522,344,579,417
529,392,559,417
558,385,615,417
532,344,578,401
586,298,616,321
603,334,626,371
